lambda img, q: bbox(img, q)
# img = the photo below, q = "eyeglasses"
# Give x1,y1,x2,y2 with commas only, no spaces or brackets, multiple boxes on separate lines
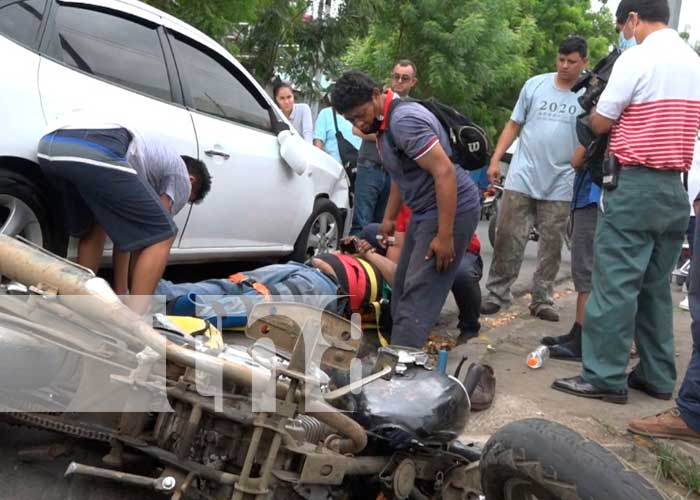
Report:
392,73,412,83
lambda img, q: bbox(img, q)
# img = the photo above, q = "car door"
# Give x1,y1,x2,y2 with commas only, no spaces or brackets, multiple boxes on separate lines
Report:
166,31,313,255
36,1,198,244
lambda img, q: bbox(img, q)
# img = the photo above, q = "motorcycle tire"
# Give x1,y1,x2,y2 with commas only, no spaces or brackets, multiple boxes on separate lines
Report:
480,418,664,500
487,199,499,248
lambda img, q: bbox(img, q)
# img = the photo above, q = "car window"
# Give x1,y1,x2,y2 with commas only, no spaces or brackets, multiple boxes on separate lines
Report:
46,5,172,102
169,35,271,131
0,0,47,49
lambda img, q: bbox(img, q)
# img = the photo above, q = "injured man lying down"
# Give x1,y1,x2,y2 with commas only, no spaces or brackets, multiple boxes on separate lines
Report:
156,238,395,330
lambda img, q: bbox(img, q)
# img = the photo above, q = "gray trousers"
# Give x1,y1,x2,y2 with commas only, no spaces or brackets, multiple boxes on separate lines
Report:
391,208,480,348
485,190,570,310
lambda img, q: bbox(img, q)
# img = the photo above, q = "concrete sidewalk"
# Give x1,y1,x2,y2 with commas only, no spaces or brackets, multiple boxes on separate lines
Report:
440,280,698,498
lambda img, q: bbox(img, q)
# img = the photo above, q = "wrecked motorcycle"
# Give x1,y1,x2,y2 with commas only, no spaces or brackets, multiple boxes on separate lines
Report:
0,235,664,499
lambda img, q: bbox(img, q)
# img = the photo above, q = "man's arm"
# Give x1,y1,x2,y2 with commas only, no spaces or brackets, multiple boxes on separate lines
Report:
352,239,398,286
589,109,616,135
571,145,586,170
378,181,403,245
160,193,173,213
383,181,402,221
487,120,521,184
363,251,397,287
352,127,377,142
415,143,457,271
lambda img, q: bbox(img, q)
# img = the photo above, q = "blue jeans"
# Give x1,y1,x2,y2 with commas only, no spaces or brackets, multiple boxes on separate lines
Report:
679,214,700,431
351,161,390,234
359,222,483,338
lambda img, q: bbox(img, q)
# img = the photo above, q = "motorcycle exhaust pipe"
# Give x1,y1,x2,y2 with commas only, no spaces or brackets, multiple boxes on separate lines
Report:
0,236,367,453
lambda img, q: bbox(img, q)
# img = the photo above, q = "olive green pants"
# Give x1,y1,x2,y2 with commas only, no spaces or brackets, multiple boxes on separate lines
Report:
582,167,689,392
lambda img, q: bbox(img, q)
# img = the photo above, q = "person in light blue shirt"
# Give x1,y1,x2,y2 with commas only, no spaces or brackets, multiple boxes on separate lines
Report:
482,36,588,321
313,105,361,163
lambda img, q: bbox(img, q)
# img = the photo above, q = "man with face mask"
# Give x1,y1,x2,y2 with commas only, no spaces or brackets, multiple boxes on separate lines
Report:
331,71,481,348
351,60,418,234
553,0,700,406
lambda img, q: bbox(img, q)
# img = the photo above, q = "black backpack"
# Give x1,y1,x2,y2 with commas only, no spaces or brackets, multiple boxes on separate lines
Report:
332,109,359,185
385,98,491,170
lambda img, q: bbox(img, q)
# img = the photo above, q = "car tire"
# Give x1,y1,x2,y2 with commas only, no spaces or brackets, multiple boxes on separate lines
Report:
480,418,664,500
0,169,65,255
290,198,342,262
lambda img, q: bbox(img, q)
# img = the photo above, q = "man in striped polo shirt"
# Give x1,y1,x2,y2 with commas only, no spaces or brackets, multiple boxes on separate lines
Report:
553,0,700,405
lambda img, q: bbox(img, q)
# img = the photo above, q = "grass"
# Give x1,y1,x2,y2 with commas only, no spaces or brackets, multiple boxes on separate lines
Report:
655,443,700,498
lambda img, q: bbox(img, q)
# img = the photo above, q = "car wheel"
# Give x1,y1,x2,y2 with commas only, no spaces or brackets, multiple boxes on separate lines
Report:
0,170,62,254
480,418,664,500
290,199,342,262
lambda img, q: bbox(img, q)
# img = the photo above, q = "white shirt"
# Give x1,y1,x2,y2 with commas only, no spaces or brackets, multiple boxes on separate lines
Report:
597,29,700,170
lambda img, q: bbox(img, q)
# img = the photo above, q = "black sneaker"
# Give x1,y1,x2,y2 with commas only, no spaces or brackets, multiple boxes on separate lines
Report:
480,302,501,315
542,322,581,346
549,341,582,361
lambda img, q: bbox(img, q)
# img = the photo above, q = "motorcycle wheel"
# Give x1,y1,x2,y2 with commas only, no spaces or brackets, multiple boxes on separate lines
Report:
487,199,499,248
480,418,664,500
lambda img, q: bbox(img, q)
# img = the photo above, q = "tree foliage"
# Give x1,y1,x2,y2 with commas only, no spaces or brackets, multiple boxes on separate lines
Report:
239,0,379,96
344,0,614,137
145,0,257,43
144,0,616,134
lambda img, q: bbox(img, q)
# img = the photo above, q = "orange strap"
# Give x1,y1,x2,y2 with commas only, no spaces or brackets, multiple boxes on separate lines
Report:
228,272,270,301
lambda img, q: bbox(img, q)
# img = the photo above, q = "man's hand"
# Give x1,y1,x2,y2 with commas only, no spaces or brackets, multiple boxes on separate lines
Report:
487,160,501,186
354,239,375,257
378,220,396,248
571,145,586,171
426,234,455,272
160,193,173,213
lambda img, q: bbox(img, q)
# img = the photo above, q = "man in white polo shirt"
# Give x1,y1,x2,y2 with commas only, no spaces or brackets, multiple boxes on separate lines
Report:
553,0,700,405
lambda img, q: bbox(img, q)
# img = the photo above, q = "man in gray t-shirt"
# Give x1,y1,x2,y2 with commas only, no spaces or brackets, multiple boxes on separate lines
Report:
332,71,480,348
481,36,588,321
37,124,211,312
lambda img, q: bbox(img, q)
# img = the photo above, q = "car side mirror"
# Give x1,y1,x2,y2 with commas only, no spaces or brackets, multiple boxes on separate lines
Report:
278,130,309,176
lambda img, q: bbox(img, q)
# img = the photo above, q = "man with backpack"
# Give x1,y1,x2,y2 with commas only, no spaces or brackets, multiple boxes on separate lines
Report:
481,36,588,321
331,71,480,349
351,60,418,234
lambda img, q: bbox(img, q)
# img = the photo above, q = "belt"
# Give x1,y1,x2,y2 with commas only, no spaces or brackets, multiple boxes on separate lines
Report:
621,164,683,173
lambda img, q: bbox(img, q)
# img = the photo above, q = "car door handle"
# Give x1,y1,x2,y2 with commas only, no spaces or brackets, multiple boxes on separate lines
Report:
204,149,230,160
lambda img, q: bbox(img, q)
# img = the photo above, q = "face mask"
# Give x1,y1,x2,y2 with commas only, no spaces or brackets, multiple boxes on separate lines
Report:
366,117,383,134
619,31,637,50
618,14,638,50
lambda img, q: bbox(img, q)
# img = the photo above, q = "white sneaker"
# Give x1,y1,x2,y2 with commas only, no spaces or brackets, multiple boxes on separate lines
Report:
680,296,689,311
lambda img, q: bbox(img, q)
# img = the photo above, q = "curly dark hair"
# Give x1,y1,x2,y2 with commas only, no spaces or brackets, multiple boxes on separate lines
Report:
181,155,212,204
330,71,381,115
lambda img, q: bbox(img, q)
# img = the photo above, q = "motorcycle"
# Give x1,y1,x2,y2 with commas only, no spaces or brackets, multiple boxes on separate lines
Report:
0,235,662,499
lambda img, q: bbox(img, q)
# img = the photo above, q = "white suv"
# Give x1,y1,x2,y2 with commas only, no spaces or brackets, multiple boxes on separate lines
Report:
0,0,351,263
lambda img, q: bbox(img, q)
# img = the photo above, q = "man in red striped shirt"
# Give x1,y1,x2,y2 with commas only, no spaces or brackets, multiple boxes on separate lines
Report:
553,0,700,406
